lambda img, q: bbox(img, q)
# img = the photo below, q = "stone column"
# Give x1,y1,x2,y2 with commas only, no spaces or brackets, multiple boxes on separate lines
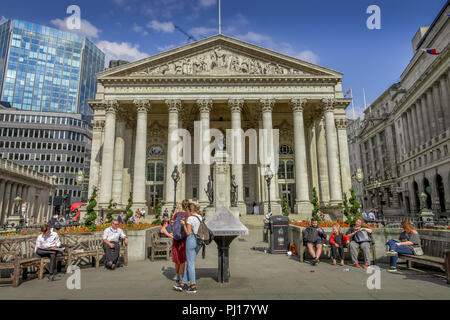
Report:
438,75,450,129
419,96,431,144
9,183,17,217
0,180,7,225
164,99,181,210
198,99,212,208
132,99,151,211
309,121,319,197
99,100,119,206
112,117,126,205
122,121,134,206
260,99,279,214
401,114,410,152
410,104,420,151
385,124,397,179
289,98,311,216
336,119,352,198
228,99,245,213
406,108,414,152
315,116,330,204
426,90,438,138
323,98,342,204
432,82,445,134
414,101,425,147
88,120,104,197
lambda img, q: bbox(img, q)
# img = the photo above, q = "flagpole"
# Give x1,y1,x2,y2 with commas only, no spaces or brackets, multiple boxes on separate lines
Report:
363,88,367,110
219,0,222,34
351,88,356,119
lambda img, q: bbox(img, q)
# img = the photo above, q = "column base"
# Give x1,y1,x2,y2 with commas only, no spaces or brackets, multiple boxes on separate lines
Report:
294,201,314,220
236,201,247,215
261,201,282,216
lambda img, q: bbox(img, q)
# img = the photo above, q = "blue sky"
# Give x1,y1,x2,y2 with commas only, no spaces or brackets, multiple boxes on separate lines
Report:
0,0,447,117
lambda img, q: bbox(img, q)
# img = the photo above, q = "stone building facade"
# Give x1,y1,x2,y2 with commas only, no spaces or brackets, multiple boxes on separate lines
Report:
349,3,450,218
87,35,352,219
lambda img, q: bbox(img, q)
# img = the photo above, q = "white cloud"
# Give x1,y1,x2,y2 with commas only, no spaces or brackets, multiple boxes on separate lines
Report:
147,20,175,33
199,0,216,7
96,40,148,65
132,23,148,36
157,44,176,52
296,50,320,64
50,17,101,39
189,26,217,39
0,16,7,25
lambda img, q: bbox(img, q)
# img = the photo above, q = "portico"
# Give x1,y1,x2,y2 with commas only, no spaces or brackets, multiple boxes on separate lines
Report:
88,35,352,219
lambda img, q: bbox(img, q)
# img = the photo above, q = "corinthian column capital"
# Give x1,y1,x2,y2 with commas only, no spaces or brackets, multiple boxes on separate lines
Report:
322,98,335,112
259,98,275,113
197,99,213,113
228,99,244,113
104,100,119,114
133,99,151,113
335,118,348,130
165,99,182,113
289,98,307,113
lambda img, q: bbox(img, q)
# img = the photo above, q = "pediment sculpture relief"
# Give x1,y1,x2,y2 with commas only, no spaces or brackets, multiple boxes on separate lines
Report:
130,47,311,76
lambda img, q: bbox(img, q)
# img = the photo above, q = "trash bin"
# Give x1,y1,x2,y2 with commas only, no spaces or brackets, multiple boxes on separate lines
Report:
268,215,289,254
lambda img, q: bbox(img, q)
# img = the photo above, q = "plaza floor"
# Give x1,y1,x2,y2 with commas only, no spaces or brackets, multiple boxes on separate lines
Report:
0,227,449,300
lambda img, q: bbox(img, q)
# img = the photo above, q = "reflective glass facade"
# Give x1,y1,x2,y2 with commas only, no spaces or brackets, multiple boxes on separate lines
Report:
0,20,104,115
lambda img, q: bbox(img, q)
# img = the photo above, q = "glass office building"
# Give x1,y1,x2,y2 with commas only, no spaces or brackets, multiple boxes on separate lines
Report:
0,19,104,116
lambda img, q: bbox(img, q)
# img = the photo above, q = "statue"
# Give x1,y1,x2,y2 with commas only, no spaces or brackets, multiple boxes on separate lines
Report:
205,175,214,205
230,175,238,207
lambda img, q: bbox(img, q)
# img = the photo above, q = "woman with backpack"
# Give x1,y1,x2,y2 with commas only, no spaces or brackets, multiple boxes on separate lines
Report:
174,203,203,293
170,200,189,285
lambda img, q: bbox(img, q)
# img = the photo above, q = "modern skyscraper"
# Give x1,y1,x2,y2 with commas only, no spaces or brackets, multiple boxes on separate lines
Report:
0,19,104,116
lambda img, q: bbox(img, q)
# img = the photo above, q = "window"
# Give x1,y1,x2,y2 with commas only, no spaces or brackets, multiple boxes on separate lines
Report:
279,145,293,155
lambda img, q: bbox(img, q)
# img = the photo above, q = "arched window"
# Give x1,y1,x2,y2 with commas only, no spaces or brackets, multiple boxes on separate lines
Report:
280,145,293,155
148,145,164,157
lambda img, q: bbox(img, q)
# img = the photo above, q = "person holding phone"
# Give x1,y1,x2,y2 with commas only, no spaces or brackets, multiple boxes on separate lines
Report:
346,217,373,268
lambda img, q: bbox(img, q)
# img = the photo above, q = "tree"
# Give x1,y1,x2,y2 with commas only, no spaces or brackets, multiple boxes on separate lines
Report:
344,188,362,226
311,187,322,223
106,199,114,223
84,187,98,231
124,192,133,225
282,194,290,216
152,198,162,224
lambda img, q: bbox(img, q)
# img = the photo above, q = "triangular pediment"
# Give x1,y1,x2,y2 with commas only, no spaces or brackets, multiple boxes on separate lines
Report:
99,35,342,79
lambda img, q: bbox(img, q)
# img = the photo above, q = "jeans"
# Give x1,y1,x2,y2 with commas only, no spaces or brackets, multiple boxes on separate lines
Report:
330,244,345,260
182,234,201,285
387,239,413,267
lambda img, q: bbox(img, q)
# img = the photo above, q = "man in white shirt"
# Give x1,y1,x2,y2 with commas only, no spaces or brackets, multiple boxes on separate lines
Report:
35,224,62,281
103,219,128,270
140,208,145,219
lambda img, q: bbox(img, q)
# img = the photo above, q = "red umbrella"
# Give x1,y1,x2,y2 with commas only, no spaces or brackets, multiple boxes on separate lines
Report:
70,202,87,212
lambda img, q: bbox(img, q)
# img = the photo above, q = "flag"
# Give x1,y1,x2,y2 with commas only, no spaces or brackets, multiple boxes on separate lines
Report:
422,48,440,55
344,89,352,97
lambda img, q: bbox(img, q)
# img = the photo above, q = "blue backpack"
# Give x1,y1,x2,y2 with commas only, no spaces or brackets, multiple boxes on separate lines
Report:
172,211,188,241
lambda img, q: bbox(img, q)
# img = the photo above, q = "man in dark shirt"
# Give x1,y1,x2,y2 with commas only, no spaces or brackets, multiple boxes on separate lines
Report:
303,218,327,265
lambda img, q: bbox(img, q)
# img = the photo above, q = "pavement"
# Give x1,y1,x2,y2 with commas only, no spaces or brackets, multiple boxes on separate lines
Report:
0,227,449,300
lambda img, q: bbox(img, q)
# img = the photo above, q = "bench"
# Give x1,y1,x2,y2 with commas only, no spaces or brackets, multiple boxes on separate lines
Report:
389,235,449,284
0,232,128,287
0,237,70,286
150,231,172,261
299,231,376,264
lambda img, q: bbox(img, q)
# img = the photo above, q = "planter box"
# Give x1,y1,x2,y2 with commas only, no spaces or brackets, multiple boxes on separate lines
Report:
126,226,160,262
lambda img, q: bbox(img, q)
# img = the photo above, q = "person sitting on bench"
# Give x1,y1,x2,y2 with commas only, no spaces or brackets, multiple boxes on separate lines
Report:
346,217,373,268
386,220,421,272
35,224,63,281
303,218,327,265
103,219,128,270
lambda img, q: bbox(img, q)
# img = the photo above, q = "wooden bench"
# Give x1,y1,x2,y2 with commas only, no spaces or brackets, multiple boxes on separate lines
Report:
299,231,376,264
390,235,449,284
0,232,128,287
0,237,70,286
150,231,172,261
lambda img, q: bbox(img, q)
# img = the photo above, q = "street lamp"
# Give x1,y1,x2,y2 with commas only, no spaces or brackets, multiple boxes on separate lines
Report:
264,165,274,216
171,165,180,212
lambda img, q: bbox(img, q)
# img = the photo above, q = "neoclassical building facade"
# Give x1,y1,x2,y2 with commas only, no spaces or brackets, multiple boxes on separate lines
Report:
87,35,352,218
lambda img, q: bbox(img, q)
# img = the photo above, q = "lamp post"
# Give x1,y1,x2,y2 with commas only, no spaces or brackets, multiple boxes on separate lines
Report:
171,165,180,212
264,165,274,216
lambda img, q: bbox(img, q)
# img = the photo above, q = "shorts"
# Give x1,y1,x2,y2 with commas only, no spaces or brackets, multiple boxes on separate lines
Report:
306,238,324,246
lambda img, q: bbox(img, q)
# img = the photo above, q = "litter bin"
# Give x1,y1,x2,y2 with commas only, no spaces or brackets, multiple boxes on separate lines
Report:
268,215,289,254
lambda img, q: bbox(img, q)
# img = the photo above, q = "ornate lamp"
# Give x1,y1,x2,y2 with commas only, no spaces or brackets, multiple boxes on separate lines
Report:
76,170,84,186
171,165,180,211
264,165,274,215
351,169,364,184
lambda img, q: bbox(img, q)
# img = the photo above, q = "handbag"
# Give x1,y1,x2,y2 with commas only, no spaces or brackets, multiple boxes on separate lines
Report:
354,229,371,243
412,246,424,256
